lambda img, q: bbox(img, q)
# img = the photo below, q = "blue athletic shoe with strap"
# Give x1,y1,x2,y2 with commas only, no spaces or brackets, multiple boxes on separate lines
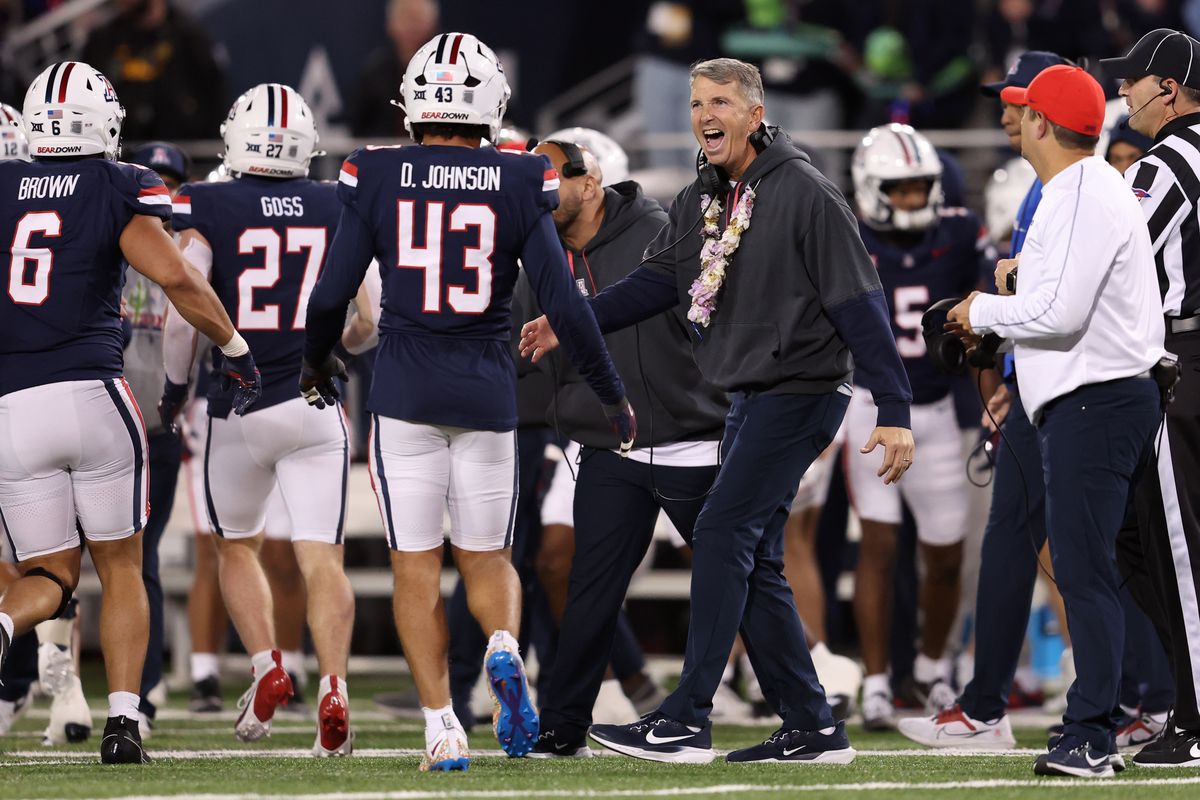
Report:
589,711,715,764
484,632,538,757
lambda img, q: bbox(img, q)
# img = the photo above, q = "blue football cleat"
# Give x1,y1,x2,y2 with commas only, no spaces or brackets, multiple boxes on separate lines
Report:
485,645,539,757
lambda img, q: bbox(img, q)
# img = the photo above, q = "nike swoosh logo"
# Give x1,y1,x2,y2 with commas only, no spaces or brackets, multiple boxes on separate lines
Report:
783,745,808,756
553,743,571,751
1190,743,1200,758
645,731,694,745
1085,754,1108,767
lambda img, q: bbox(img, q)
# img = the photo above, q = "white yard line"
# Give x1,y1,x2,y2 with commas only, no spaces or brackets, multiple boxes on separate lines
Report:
19,778,1200,800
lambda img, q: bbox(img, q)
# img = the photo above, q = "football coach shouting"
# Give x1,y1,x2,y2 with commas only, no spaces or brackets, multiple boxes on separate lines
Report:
1103,28,1200,768
947,64,1166,778
521,57,913,764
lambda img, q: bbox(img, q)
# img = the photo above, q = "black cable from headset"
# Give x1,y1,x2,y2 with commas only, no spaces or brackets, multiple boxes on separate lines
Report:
975,369,1056,584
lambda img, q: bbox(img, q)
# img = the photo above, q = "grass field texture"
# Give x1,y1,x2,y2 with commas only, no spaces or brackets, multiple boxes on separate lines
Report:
3,672,1199,799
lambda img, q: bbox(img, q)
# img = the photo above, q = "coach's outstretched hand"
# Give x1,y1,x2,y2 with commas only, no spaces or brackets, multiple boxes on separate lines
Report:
519,315,560,363
221,352,262,416
300,353,348,410
157,378,190,434
861,426,915,485
603,397,638,457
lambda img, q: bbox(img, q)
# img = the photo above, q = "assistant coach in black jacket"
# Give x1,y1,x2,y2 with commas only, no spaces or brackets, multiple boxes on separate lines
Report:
525,140,729,758
522,58,914,765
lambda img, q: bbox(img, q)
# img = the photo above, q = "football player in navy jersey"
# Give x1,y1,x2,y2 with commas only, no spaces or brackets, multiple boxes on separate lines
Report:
160,84,357,757
845,124,994,730
0,61,261,764
303,32,633,771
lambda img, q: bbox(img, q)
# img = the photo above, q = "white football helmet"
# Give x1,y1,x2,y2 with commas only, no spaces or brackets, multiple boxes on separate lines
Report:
400,32,510,142
23,61,123,159
0,104,30,161
221,83,319,178
852,123,944,231
545,127,630,185
985,156,1037,247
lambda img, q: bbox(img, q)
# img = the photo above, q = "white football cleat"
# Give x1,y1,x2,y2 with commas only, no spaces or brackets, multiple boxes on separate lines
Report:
42,673,92,745
810,642,864,719
312,676,353,757
898,703,1016,750
234,651,294,742
421,711,470,772
0,689,33,735
861,688,896,731
591,679,638,725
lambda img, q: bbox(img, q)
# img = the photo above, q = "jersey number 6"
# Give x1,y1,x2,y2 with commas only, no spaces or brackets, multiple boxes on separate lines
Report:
7,211,62,306
397,200,496,315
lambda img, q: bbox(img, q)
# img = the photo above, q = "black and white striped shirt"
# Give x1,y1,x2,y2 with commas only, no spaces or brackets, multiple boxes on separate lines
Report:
1126,112,1200,319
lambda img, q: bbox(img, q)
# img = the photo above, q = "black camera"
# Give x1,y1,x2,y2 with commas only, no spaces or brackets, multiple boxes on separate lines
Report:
921,298,1006,374
1005,266,1018,294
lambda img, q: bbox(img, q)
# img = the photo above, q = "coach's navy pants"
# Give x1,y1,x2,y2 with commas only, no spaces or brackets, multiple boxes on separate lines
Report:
658,390,847,731
539,448,717,742
958,390,1046,721
1038,377,1160,750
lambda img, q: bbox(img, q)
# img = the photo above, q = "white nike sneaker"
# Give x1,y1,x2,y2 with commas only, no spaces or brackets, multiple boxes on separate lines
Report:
1117,710,1169,748
421,711,470,772
861,688,896,731
898,703,1016,750
592,679,638,725
41,673,92,745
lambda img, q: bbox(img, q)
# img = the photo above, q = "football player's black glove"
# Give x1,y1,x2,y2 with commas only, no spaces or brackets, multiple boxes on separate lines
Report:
219,352,262,416
602,397,637,457
299,353,348,410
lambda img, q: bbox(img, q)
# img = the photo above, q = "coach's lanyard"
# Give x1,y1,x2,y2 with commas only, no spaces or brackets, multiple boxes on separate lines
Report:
566,250,599,296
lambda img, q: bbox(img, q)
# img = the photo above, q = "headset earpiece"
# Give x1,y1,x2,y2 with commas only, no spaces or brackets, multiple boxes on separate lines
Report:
695,150,729,200
1160,79,1173,97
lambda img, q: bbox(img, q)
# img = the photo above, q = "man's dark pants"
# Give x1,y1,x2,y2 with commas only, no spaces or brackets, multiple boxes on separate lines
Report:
1039,377,1161,750
658,390,848,732
959,390,1047,721
538,449,717,742
140,429,183,718
1119,329,1200,731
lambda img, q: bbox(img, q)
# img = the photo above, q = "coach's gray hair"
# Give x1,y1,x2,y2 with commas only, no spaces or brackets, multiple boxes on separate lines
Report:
689,58,764,108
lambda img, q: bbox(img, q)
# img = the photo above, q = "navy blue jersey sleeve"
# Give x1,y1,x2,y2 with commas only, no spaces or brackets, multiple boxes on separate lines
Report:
521,212,625,406
588,266,679,333
170,182,200,234
828,290,913,428
110,162,172,230
304,198,375,365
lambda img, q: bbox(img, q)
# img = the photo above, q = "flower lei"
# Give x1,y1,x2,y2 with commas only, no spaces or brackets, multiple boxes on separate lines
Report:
687,185,756,327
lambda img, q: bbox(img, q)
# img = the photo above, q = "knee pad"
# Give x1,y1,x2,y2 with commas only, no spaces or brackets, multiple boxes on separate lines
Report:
24,567,74,620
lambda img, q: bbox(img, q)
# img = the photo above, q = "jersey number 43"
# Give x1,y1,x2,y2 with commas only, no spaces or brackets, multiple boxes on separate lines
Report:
397,200,495,315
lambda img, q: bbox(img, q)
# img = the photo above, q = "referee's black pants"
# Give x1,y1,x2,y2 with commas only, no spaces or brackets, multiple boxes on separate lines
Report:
537,448,716,744
1120,329,1200,731
1040,377,1161,751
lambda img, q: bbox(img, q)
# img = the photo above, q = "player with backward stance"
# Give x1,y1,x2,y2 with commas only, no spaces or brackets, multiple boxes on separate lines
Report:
0,61,262,764
302,32,635,772
159,84,358,757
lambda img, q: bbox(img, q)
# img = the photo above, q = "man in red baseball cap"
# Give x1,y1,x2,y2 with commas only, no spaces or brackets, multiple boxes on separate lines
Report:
1000,64,1106,152
946,61,1168,779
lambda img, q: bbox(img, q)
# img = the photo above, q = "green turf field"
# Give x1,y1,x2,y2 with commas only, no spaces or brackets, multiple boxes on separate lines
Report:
3,671,1199,799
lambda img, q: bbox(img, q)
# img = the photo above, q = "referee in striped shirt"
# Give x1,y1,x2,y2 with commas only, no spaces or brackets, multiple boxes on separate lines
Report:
1103,28,1200,768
